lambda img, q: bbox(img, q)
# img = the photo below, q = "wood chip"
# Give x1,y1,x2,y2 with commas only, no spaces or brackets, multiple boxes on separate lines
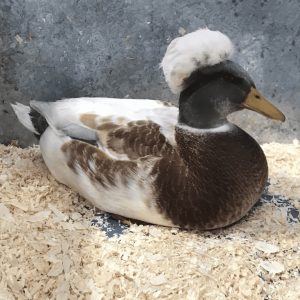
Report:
48,203,68,222
15,34,23,44
150,274,167,286
260,261,285,274
0,288,15,300
0,174,8,184
255,241,280,254
8,200,28,211
48,261,63,277
0,203,14,222
27,210,51,222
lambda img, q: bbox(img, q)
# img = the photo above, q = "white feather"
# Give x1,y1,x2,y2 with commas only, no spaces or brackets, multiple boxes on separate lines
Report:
11,103,39,135
161,28,234,94
31,98,178,144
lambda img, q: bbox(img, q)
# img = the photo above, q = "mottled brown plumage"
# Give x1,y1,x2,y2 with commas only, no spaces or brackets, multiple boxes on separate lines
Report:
61,140,138,187
80,113,175,159
99,120,174,160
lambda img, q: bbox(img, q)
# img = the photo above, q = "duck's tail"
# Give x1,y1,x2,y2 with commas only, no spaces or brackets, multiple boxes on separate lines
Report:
11,102,48,137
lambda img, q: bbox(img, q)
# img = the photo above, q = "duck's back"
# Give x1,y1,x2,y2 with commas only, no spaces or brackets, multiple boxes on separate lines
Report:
30,98,178,143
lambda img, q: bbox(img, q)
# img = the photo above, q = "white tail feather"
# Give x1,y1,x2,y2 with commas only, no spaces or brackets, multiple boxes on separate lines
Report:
11,102,39,135
30,99,97,140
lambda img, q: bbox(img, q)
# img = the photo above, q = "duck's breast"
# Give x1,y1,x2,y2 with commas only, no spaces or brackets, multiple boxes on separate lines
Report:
151,125,268,229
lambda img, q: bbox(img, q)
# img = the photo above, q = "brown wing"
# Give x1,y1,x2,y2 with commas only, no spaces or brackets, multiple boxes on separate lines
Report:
61,140,138,187
80,114,175,160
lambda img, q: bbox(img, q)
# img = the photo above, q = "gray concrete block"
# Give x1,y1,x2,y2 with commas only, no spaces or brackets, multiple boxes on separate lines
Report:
1,0,299,146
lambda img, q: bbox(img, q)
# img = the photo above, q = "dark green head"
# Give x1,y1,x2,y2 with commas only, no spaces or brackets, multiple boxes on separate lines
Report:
178,60,285,129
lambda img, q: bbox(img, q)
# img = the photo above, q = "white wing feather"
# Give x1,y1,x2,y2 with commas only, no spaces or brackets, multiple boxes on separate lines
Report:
30,98,178,144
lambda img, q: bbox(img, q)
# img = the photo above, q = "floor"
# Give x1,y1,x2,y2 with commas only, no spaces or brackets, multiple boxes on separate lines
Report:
0,142,299,299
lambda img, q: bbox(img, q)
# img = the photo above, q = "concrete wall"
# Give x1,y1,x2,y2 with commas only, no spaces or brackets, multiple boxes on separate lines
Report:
1,0,299,146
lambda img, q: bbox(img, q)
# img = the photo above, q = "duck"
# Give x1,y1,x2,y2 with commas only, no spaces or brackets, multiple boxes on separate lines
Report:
11,28,285,230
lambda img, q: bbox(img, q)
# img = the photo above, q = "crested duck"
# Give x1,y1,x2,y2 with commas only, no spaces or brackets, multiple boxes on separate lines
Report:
11,29,285,229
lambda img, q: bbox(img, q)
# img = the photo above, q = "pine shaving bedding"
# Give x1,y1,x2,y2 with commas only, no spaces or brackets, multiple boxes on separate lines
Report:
0,143,299,300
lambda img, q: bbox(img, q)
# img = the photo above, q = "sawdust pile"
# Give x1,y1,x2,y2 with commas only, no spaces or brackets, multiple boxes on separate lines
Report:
0,142,299,300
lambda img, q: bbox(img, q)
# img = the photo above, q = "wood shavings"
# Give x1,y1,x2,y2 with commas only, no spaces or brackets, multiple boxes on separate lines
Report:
260,261,285,274
0,174,8,185
0,288,15,300
27,210,51,222
47,262,64,277
150,274,167,286
7,200,28,211
0,143,299,299
15,34,23,44
255,241,280,254
48,203,68,222
0,203,14,222
262,142,300,203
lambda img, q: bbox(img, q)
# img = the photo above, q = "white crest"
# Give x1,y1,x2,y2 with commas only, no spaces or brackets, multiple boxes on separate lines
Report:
161,28,234,94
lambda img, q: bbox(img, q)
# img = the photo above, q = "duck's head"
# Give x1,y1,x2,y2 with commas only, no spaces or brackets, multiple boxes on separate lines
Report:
161,28,285,129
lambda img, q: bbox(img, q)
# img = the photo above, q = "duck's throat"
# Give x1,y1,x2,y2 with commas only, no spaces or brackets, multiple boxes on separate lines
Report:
178,102,229,130
178,95,227,130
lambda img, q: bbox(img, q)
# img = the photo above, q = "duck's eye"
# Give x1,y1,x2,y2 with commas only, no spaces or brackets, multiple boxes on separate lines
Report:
255,95,260,99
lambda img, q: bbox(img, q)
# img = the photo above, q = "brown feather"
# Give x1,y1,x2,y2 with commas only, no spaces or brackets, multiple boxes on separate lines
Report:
97,120,174,160
61,140,137,187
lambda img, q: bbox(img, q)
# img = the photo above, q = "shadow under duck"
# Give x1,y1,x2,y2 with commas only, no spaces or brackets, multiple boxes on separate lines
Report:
11,29,285,230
